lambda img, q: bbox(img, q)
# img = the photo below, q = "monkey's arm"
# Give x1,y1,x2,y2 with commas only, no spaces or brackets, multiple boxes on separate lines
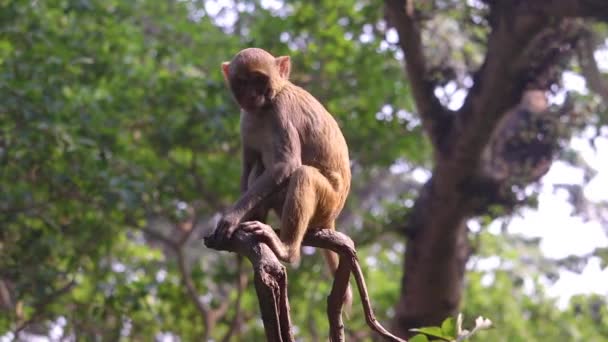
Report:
232,119,301,217
240,147,257,194
217,118,301,237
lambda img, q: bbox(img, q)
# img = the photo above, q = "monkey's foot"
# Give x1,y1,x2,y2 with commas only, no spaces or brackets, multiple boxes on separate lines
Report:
240,221,288,261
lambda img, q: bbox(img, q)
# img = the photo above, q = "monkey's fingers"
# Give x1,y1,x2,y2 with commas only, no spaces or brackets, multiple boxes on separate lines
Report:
239,221,268,232
240,222,289,261
240,221,278,242
215,221,235,240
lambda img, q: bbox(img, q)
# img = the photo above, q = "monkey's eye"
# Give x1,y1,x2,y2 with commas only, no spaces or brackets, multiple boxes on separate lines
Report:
250,73,268,87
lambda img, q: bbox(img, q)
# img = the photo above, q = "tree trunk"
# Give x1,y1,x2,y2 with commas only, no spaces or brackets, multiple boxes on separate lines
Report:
384,1,596,336
392,178,470,336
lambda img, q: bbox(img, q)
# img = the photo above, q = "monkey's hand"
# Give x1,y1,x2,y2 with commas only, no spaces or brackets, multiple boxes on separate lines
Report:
239,221,290,262
215,213,242,240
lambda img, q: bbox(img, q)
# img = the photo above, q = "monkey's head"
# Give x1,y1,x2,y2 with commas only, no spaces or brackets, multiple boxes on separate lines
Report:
222,48,291,112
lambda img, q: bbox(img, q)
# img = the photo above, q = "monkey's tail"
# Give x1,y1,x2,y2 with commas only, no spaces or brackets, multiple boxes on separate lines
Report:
323,249,353,314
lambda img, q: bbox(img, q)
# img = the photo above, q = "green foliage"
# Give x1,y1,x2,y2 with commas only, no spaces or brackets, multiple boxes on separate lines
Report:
409,315,492,341
0,0,422,339
1,0,607,341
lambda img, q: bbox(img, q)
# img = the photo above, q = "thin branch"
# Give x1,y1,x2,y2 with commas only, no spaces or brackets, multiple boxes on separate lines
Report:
221,256,248,342
0,280,13,310
384,0,448,146
176,248,212,340
138,207,242,340
189,153,227,211
14,280,76,337
142,227,178,249
304,230,406,342
177,212,199,246
578,30,608,103
139,214,214,339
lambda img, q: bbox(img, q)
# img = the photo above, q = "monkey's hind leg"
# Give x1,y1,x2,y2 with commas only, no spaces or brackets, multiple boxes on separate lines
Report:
241,165,339,264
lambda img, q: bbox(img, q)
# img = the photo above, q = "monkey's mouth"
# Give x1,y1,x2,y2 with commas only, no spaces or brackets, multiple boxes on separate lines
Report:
241,97,266,111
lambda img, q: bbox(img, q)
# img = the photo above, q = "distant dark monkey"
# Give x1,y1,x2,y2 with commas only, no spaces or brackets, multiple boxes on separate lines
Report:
215,47,352,306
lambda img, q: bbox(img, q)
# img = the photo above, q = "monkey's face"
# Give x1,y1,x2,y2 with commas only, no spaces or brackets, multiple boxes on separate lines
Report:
230,71,271,112
222,48,291,112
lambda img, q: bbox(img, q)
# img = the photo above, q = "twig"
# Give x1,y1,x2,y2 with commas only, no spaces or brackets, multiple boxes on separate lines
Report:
14,280,76,337
304,230,406,342
142,213,235,341
142,227,178,249
176,247,212,340
221,256,248,342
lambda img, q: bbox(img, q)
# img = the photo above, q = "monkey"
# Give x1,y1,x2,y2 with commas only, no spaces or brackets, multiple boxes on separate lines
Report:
214,47,352,308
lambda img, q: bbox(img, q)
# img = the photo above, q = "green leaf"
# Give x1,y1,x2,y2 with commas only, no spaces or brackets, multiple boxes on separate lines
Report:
410,326,451,340
409,334,430,342
441,317,456,338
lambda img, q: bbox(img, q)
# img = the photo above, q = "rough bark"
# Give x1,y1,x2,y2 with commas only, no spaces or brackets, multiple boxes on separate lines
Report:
205,229,406,341
205,231,294,342
385,0,598,337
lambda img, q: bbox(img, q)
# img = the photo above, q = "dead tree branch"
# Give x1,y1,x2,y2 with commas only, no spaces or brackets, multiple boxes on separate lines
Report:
205,229,293,342
205,228,406,342
304,230,406,342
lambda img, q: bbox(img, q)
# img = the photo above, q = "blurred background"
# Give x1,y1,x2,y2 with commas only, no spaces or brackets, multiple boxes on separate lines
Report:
1,1,607,341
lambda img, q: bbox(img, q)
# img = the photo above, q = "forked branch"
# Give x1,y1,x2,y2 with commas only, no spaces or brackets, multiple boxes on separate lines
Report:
304,230,406,342
205,230,293,342
205,228,406,341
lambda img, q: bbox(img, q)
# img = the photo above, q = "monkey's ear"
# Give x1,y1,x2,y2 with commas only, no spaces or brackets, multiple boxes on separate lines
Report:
221,62,230,80
275,56,291,79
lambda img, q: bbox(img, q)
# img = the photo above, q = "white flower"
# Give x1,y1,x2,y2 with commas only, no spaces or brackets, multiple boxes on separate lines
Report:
474,316,493,329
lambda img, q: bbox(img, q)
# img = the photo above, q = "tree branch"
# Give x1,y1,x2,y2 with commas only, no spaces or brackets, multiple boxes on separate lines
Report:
448,13,580,174
176,247,213,340
304,230,406,342
524,0,608,21
205,229,294,342
14,280,76,337
578,30,608,103
142,227,179,249
205,228,406,341
384,0,448,147
142,214,235,341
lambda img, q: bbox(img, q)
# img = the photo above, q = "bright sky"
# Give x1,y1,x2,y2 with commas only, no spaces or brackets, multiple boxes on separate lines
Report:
423,45,608,307
481,65,608,307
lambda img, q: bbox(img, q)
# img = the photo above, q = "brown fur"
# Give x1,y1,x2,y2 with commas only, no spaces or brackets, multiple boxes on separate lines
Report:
216,48,352,308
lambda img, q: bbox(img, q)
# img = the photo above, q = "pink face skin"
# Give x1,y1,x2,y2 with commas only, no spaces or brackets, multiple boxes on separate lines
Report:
222,50,290,112
228,70,271,112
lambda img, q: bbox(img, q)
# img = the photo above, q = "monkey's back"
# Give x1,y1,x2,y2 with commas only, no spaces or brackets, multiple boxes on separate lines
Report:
273,83,351,197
